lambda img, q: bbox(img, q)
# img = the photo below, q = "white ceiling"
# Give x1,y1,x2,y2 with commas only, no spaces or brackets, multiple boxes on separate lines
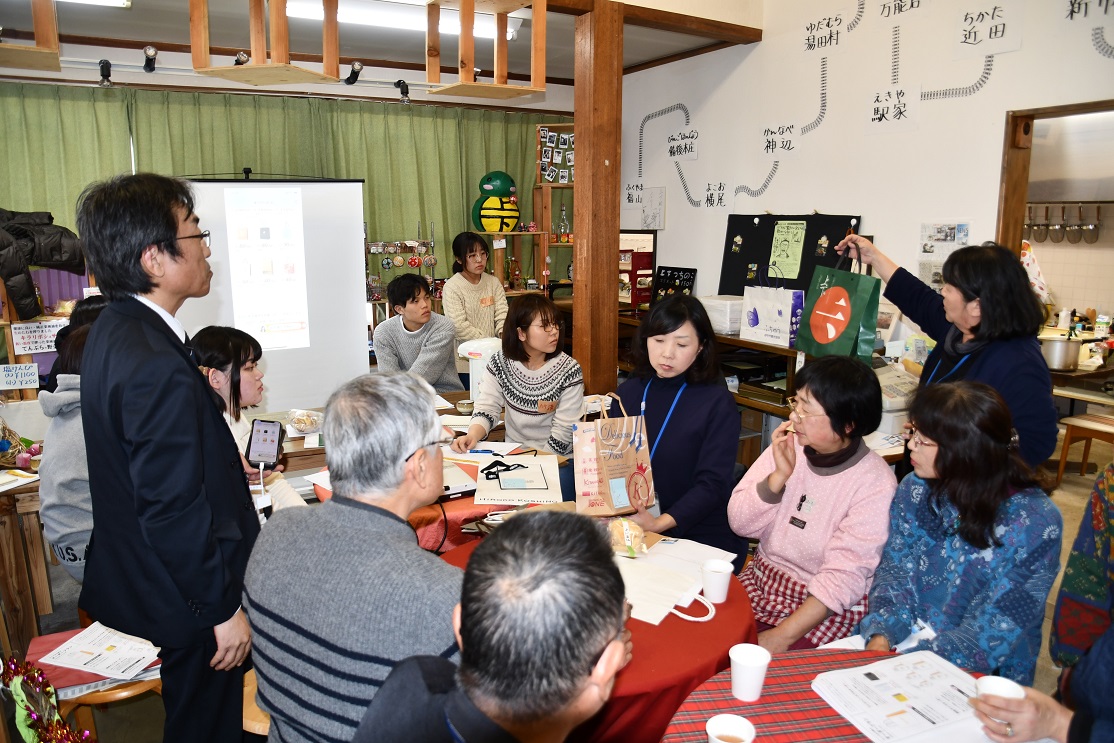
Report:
0,0,724,81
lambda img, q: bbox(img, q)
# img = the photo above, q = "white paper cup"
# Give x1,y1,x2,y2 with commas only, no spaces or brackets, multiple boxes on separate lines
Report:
976,676,1026,700
729,643,772,702
702,559,734,604
706,713,756,743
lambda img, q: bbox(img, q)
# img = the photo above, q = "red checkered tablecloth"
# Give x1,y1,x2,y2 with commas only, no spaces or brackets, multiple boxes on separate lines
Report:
661,648,893,743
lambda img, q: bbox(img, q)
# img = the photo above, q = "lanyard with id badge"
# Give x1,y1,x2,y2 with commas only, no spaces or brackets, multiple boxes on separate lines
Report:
245,419,285,524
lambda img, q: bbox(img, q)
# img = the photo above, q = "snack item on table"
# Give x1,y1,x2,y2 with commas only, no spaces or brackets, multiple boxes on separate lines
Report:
289,409,323,434
609,517,647,557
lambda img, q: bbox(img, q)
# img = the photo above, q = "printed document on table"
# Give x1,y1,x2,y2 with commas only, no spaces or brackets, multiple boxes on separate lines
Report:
812,651,987,743
41,622,160,681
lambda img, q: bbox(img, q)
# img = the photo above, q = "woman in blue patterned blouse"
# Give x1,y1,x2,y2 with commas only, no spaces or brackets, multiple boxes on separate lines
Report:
858,381,1062,684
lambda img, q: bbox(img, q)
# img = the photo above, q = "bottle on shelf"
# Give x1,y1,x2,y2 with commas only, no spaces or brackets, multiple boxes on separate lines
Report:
557,205,570,244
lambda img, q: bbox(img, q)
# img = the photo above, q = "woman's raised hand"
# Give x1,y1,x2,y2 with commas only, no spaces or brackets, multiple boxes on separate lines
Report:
834,235,900,282
767,420,797,493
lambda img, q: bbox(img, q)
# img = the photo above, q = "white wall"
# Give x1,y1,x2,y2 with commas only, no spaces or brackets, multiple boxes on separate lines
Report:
621,0,1114,298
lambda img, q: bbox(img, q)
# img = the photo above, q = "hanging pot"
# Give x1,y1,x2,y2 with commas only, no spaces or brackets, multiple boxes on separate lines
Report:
1082,205,1102,244
1021,205,1032,240
1066,204,1084,244
1048,206,1066,243
1032,206,1049,242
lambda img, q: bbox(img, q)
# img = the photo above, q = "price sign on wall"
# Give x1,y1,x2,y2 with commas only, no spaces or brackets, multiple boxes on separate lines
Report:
0,364,40,390
11,319,69,355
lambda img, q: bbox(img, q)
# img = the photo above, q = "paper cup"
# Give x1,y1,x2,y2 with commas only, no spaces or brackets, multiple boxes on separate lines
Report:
729,643,772,702
976,676,1026,700
706,713,756,743
702,559,734,604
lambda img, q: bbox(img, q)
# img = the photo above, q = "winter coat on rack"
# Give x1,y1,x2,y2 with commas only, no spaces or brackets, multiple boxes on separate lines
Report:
0,208,86,321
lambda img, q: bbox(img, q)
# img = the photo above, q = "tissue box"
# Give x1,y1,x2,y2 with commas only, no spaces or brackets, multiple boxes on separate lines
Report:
700,295,746,336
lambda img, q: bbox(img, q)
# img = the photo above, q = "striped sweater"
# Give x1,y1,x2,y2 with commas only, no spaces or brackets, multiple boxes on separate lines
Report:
243,497,462,743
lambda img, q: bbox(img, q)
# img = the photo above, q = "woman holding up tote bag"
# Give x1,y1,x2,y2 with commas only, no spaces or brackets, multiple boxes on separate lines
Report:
610,295,749,571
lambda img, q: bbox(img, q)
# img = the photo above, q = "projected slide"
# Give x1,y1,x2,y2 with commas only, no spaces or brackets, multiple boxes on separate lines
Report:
224,187,311,350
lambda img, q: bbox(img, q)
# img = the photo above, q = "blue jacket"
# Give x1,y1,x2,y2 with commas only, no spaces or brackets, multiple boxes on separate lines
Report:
1069,626,1114,743
885,268,1057,469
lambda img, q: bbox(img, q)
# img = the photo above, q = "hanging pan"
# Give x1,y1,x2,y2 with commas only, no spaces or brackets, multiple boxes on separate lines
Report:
1048,206,1066,243
1066,205,1084,244
1022,205,1032,240
1032,206,1049,242
1082,205,1102,244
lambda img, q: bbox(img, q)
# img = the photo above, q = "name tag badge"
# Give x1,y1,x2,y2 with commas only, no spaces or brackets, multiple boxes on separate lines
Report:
789,516,807,530
480,295,495,307
537,399,557,413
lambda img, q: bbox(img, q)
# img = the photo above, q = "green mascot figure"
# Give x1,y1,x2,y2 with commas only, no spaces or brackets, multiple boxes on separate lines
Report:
471,170,520,232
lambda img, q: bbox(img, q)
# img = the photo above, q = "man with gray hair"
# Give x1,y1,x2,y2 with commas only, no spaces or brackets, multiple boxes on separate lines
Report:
353,510,629,743
243,372,462,743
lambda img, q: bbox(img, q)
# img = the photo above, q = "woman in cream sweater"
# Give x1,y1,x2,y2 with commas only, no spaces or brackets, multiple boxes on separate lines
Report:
441,232,509,384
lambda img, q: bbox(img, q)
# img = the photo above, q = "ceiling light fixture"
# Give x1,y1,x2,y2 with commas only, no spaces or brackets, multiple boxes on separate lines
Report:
344,61,363,85
98,59,112,87
57,0,132,7
394,79,410,104
234,51,250,66
286,0,523,41
142,45,157,73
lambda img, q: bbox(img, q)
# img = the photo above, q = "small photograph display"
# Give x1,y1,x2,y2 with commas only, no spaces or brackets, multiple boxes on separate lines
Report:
542,147,552,162
559,170,569,184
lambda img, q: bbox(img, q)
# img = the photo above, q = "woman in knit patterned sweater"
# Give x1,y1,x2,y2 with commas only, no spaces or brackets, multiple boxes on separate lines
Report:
442,232,509,382
451,295,583,458
859,381,1062,685
729,356,897,653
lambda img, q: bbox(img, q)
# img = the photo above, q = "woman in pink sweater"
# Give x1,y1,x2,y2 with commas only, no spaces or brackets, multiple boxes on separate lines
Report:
728,356,897,653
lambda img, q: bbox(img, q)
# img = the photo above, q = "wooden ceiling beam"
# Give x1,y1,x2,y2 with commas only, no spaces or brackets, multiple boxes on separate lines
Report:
621,6,762,45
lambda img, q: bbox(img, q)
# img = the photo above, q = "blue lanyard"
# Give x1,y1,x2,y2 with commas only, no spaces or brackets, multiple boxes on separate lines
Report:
925,352,971,385
641,378,687,462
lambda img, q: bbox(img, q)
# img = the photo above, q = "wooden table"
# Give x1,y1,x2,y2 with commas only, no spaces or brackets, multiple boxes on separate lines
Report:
442,539,758,743
0,480,50,657
662,649,893,742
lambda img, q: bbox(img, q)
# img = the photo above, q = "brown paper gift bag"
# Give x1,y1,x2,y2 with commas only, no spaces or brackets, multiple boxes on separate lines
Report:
572,394,656,517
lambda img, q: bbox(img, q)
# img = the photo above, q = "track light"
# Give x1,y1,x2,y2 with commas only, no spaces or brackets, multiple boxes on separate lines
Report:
98,59,112,87
142,45,157,73
234,51,250,66
344,61,363,85
394,79,410,104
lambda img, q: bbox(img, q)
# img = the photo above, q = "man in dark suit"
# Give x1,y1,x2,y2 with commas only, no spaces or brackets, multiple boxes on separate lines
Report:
76,173,260,742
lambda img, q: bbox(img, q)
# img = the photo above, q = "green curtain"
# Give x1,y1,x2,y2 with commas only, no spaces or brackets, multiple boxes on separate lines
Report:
0,83,132,229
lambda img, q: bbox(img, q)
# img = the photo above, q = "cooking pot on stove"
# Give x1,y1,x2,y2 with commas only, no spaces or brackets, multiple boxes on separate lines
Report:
1040,336,1081,371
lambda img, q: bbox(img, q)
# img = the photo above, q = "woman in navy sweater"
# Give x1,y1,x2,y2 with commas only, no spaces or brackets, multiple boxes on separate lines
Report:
611,295,747,569
835,235,1056,469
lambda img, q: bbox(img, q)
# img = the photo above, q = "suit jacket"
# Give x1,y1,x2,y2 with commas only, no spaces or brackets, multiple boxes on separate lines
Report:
78,298,260,648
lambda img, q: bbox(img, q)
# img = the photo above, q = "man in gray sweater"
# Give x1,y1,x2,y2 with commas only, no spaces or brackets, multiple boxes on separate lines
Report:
244,372,462,743
373,273,463,393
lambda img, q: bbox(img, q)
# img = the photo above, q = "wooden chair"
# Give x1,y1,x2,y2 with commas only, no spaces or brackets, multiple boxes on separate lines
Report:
56,678,163,739
243,668,270,736
1057,413,1114,486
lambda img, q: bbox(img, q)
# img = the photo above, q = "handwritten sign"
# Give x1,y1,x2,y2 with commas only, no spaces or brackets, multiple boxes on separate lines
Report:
666,129,699,160
0,364,40,390
866,86,921,133
1066,1,1114,20
761,124,798,159
955,2,1022,58
805,13,844,51
623,182,645,208
881,1,924,18
704,182,729,208
11,319,69,355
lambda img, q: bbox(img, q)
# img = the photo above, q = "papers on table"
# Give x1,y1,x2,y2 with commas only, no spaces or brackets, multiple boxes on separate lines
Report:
865,431,904,459
820,623,936,653
613,538,737,625
472,454,562,506
0,469,38,494
434,395,454,410
812,651,987,743
41,622,160,681
303,470,332,492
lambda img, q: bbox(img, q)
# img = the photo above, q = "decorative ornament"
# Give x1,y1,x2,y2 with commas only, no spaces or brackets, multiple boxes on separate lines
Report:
386,243,399,254
423,255,437,267
407,255,421,268
542,269,550,276
416,243,428,255
381,258,392,270
392,255,406,268
471,171,520,232
545,255,552,264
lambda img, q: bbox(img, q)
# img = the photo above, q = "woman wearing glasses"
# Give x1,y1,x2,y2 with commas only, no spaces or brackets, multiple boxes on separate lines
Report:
611,295,749,569
451,295,583,460
859,381,1061,685
728,356,898,652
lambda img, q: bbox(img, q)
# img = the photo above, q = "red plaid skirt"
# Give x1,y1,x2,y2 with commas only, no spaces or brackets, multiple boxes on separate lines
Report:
737,551,867,647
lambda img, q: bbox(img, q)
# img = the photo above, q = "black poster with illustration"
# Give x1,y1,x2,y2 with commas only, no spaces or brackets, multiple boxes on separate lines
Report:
652,266,697,305
717,213,862,295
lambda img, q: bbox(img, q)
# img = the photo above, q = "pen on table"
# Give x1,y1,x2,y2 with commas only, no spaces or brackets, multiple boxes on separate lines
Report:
469,449,496,454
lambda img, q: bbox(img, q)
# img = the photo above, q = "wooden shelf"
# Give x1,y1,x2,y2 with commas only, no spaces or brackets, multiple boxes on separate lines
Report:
195,63,339,86
0,45,60,72
429,82,544,99
428,0,530,11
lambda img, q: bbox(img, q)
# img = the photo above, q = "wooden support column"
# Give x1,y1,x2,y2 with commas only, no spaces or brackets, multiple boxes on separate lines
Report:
248,0,267,62
426,3,442,83
322,0,340,79
458,0,476,83
188,0,211,69
494,13,509,85
572,0,622,394
531,0,547,88
995,112,1034,254
30,0,60,53
269,0,291,64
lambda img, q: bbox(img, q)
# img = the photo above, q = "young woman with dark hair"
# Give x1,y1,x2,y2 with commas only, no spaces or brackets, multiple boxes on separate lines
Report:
193,326,305,511
859,381,1062,685
729,356,897,652
451,294,583,458
610,294,749,566
835,235,1056,469
441,231,509,386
